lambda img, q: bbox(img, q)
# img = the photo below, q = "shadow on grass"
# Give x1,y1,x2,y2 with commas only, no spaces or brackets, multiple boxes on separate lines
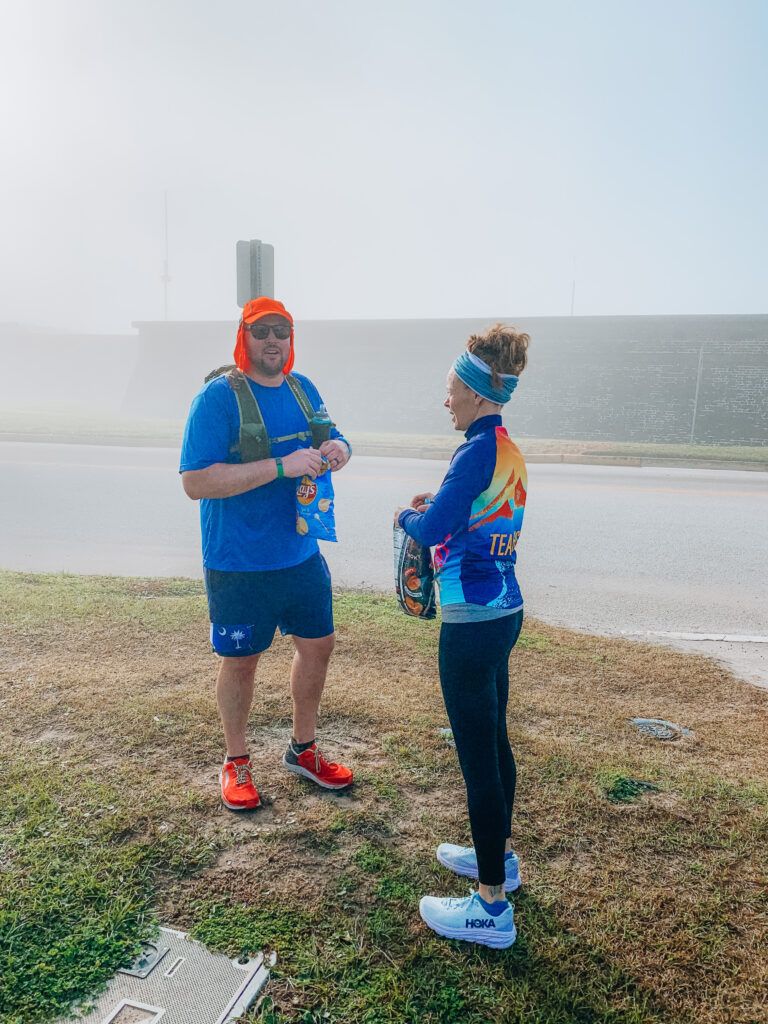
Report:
185,854,681,1024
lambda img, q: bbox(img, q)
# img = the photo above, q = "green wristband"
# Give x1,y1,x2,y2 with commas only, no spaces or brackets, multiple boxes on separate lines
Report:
275,457,284,479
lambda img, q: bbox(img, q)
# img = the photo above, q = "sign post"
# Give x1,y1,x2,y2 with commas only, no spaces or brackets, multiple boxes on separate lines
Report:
236,239,274,306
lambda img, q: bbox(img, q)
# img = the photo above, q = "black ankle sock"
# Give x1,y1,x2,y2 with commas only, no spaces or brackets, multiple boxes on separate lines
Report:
290,737,315,754
226,753,249,762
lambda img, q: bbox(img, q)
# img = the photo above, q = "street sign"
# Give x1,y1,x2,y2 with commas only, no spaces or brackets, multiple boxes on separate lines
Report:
236,239,274,305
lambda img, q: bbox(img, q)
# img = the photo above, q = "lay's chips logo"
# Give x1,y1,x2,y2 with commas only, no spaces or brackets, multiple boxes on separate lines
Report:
297,476,318,505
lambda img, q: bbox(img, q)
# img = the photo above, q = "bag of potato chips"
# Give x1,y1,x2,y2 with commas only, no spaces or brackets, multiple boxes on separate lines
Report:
393,524,436,618
296,468,337,542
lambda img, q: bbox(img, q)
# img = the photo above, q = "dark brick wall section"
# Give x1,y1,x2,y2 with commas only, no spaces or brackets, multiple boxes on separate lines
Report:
694,350,768,445
511,338,768,444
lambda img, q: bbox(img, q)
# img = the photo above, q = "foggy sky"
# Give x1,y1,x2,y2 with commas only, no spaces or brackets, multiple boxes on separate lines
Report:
2,0,767,333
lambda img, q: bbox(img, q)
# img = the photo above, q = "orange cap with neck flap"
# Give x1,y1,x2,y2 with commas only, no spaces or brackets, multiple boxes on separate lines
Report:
234,297,295,375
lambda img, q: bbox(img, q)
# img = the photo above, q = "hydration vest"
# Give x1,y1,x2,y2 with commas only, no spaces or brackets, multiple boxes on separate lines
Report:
204,364,327,463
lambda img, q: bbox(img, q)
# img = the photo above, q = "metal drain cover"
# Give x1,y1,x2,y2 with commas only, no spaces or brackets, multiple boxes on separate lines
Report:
630,717,691,740
58,926,269,1024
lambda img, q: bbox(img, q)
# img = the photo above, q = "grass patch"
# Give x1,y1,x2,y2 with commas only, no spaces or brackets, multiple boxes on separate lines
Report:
1,409,764,463
0,571,206,634
345,432,768,464
516,631,551,652
0,748,218,1024
1,572,767,1023
599,772,660,804
333,591,438,657
352,841,390,874
0,406,185,447
190,900,314,959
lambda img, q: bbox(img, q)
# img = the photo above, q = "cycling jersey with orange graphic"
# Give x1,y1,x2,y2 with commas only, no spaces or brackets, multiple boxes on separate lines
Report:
398,416,526,609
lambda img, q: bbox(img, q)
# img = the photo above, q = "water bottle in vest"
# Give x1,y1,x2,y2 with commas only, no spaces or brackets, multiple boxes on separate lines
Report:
310,404,333,448
296,404,338,542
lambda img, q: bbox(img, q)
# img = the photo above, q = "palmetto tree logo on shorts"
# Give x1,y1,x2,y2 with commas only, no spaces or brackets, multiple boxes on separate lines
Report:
230,629,246,649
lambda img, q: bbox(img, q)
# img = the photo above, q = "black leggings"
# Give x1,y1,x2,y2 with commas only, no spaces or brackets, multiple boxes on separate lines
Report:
438,610,523,887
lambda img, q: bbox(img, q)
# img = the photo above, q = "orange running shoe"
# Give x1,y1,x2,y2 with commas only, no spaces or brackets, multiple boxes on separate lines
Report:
282,743,353,790
219,757,261,811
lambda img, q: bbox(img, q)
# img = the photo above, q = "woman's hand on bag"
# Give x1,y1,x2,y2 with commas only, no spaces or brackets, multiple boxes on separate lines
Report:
410,491,435,512
394,506,408,524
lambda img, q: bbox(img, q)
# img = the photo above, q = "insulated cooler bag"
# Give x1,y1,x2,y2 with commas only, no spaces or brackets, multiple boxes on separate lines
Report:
393,524,436,619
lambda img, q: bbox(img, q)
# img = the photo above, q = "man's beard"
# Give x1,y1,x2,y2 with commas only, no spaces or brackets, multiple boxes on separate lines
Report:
252,352,284,377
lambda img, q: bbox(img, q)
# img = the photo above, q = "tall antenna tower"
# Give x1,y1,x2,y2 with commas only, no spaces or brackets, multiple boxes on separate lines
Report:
161,191,172,320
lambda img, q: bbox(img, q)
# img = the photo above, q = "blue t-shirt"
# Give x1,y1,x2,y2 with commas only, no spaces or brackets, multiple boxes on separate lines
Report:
180,371,346,571
398,415,527,610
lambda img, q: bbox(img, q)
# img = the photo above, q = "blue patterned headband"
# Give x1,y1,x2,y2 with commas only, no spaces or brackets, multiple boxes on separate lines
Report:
452,350,518,404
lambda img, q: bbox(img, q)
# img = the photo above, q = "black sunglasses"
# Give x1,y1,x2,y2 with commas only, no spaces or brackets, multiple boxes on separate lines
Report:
248,323,291,341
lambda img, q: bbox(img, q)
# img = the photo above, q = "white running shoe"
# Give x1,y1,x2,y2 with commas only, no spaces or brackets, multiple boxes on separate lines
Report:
436,843,521,891
419,891,516,949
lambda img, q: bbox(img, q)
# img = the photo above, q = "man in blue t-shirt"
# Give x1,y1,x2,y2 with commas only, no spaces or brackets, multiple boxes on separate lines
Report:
180,296,353,811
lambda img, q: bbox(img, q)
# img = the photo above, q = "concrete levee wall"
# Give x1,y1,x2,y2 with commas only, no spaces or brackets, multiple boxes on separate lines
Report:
0,326,138,410
122,314,767,445
3,315,766,445
292,315,768,444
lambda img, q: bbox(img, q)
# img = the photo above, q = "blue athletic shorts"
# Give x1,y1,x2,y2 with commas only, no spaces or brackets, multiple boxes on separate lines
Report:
204,552,334,657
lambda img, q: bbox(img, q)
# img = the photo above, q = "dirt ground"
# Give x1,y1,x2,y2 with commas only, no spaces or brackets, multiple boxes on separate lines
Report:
2,578,767,1023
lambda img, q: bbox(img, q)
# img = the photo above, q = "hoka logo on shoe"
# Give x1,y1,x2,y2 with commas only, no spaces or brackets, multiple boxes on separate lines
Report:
465,918,496,928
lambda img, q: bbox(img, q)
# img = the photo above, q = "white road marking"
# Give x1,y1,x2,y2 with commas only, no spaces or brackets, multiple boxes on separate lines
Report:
623,631,768,643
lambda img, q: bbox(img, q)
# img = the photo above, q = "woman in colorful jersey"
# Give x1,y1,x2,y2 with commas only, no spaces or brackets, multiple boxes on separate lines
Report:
396,323,529,949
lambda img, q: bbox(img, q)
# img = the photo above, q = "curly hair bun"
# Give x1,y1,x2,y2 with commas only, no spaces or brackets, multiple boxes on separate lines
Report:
466,324,529,389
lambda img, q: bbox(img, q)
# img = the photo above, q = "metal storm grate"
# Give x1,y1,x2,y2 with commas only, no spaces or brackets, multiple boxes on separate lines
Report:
630,717,692,740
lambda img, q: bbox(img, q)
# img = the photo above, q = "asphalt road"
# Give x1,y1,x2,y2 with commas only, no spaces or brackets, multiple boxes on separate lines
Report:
2,442,766,685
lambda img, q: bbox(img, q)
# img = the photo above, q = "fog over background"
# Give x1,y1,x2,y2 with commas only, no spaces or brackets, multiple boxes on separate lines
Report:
2,0,767,334
1,1,766,684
